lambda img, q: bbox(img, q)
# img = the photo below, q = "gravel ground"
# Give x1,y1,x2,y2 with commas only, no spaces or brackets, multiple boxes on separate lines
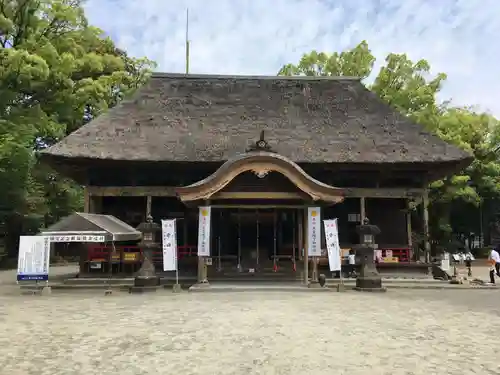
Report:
1,287,500,375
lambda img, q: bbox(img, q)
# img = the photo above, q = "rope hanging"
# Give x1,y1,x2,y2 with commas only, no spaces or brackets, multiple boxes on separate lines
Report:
256,209,260,269
217,210,222,272
273,209,278,272
292,210,296,272
237,208,241,272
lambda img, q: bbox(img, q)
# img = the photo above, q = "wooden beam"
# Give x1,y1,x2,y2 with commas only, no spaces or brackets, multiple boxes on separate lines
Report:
212,192,306,200
343,188,423,198
87,186,177,197
86,186,424,199
210,204,310,209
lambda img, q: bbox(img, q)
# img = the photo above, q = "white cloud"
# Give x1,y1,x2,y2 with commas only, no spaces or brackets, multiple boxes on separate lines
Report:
84,0,500,116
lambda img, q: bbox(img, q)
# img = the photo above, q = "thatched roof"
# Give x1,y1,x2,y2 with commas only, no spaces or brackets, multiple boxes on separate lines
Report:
42,73,471,164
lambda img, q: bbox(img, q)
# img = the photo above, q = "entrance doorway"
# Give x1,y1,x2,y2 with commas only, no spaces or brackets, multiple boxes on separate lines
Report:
211,207,300,274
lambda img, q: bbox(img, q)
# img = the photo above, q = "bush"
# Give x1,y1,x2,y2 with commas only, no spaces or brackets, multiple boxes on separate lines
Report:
471,247,491,258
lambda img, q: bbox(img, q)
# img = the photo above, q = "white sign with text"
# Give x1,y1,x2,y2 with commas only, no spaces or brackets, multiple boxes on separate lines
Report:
17,236,51,281
47,234,105,243
307,207,321,257
197,206,211,256
324,219,341,271
161,219,177,271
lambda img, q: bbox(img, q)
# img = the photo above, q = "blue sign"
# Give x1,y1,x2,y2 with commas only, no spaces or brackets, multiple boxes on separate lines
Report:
17,274,49,281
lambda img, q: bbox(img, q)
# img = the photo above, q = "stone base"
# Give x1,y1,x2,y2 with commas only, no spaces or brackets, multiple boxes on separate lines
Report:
354,286,387,293
356,276,383,290
128,285,160,294
172,283,182,293
134,276,160,287
336,283,346,292
318,274,326,287
194,281,210,288
41,286,52,296
308,281,322,288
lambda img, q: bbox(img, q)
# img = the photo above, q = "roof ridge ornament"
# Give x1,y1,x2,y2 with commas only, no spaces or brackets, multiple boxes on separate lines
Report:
246,130,275,153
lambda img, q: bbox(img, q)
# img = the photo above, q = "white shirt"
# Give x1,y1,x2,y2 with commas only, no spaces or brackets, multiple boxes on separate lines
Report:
348,254,356,265
490,249,500,263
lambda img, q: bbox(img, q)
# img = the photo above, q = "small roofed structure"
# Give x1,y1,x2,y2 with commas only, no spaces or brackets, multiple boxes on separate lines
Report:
41,212,142,243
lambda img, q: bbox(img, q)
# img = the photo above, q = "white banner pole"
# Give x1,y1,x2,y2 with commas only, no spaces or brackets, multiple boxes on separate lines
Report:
174,219,179,285
324,219,341,272
161,219,178,273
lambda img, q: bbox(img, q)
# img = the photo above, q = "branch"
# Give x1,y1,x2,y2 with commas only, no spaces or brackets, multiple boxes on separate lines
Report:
11,0,38,47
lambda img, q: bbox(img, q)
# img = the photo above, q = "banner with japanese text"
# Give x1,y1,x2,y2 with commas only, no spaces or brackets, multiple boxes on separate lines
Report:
47,234,105,243
197,206,211,256
307,207,321,257
324,219,341,271
161,219,177,271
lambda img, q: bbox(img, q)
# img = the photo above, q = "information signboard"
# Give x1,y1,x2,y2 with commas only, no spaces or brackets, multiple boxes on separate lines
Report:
17,236,51,281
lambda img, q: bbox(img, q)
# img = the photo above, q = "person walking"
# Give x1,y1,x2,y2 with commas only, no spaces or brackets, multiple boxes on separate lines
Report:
465,254,472,277
347,249,356,278
493,247,500,276
488,247,500,284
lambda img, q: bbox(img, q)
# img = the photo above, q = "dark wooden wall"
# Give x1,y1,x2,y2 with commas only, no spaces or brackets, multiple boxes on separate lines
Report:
84,160,427,189
366,198,407,246
323,198,407,247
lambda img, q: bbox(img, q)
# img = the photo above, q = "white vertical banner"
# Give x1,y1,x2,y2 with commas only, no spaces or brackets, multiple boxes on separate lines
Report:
197,206,211,256
324,219,341,271
307,207,321,257
161,219,177,271
17,236,51,281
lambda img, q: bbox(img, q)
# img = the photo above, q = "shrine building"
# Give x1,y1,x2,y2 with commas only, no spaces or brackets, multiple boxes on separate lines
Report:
40,73,472,281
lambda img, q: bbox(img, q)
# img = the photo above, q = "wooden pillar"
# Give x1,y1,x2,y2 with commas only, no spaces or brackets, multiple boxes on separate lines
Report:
83,187,90,213
146,195,152,218
298,209,303,261
197,206,204,282
84,188,103,214
360,197,366,222
303,208,309,285
406,199,413,261
183,209,188,249
422,189,430,263
198,201,210,284
79,188,88,273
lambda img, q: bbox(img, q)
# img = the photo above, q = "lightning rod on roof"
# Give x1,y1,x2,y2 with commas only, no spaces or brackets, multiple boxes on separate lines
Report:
185,8,190,74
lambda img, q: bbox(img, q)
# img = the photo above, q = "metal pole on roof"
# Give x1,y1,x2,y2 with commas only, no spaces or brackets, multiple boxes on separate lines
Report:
185,8,190,74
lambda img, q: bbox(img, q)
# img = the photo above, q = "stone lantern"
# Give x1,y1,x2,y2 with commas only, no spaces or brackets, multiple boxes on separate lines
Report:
353,218,385,292
133,215,161,290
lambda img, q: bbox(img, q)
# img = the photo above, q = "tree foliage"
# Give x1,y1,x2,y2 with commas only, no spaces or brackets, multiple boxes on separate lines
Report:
279,42,500,251
0,0,155,259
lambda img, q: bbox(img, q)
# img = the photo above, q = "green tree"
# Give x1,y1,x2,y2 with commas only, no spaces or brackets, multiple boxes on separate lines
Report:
278,41,375,79
279,42,500,253
0,0,156,260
